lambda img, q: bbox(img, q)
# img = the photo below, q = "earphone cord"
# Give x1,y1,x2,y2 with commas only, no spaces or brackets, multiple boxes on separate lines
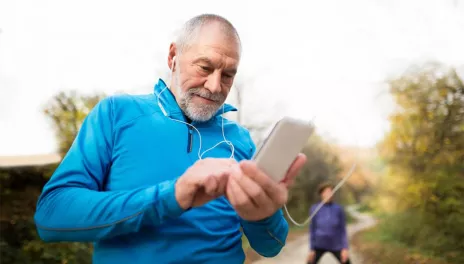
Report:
283,163,357,227
156,87,235,160
157,78,354,226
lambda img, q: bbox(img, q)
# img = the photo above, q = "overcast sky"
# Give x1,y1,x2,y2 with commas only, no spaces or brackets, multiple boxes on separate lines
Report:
1,0,463,156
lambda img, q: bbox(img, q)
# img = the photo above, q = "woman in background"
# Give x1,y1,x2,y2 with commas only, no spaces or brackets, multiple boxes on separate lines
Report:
307,182,351,264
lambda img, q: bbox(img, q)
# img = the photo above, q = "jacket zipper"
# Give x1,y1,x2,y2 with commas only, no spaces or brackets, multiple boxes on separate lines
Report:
187,126,193,153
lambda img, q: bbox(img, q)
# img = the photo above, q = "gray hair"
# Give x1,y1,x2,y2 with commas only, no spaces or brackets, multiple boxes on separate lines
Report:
175,14,242,55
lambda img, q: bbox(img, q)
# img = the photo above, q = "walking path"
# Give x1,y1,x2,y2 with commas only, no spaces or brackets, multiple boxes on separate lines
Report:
252,205,376,264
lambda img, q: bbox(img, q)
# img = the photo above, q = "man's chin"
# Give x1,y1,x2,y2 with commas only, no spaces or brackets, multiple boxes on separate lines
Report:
184,109,215,122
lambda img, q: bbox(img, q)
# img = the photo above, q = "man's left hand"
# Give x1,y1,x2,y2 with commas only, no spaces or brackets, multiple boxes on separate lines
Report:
341,249,349,263
226,153,307,221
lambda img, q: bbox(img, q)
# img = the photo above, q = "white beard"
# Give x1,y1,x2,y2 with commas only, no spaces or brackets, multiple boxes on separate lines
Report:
174,68,226,122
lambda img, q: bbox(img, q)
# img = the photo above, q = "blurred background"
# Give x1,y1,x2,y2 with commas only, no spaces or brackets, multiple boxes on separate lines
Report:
0,0,463,263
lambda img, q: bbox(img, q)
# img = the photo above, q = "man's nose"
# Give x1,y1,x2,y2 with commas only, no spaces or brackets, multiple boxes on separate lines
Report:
205,71,222,94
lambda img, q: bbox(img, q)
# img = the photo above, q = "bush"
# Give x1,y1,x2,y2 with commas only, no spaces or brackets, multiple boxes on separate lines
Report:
0,166,93,264
375,211,464,263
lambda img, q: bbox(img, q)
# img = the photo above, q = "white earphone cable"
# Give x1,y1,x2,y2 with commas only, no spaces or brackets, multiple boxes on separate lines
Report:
283,112,359,226
283,163,357,227
155,55,234,160
156,86,235,160
161,56,354,227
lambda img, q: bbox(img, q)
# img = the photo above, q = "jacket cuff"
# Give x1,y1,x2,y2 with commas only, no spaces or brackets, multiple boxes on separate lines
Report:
241,209,286,243
243,209,282,228
155,180,187,218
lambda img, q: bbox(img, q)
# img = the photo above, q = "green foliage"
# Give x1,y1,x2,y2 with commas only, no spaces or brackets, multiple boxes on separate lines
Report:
0,166,93,264
357,203,373,213
1,219,93,264
365,212,463,263
376,62,464,262
43,90,106,157
354,224,451,264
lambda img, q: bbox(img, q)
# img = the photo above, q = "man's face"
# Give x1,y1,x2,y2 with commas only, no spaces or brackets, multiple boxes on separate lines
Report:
170,23,240,122
321,187,333,202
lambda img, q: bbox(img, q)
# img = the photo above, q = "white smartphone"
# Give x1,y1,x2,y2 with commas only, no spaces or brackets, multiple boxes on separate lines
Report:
252,117,315,182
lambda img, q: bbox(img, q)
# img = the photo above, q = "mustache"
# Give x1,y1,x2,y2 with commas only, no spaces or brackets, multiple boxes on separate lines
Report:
187,88,225,102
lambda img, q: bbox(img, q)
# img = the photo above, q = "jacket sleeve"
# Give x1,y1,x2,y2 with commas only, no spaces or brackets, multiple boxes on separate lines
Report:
34,97,185,243
340,207,349,249
240,209,289,257
309,205,316,250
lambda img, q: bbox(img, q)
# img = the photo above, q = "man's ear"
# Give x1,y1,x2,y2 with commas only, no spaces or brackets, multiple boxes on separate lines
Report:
168,42,177,71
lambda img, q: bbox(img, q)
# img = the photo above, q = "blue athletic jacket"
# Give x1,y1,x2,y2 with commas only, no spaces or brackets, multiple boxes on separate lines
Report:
34,79,289,264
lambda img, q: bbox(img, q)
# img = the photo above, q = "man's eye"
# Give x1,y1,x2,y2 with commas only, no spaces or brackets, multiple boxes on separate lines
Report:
199,66,211,72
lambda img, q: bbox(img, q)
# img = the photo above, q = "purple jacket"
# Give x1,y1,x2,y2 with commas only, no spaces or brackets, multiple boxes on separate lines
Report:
309,202,349,251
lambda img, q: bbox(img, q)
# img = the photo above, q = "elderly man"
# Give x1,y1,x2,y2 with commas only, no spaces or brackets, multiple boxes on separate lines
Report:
34,14,306,263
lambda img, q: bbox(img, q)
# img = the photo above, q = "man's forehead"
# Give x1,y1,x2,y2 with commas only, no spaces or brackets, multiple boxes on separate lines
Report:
191,44,240,61
189,23,241,57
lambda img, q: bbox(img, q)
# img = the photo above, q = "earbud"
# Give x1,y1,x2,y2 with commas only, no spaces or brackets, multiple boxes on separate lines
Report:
171,56,176,71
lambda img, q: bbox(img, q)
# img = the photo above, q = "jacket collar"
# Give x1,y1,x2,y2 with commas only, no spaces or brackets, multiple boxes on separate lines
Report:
154,78,237,120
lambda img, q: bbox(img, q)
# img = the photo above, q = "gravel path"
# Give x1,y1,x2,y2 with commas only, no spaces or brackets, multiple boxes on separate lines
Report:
252,205,376,264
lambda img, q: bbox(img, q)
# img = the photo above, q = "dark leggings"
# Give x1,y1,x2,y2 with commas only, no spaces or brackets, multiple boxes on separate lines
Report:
307,248,351,264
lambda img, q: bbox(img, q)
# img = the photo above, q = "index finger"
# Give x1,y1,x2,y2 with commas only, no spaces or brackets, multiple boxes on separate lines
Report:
281,153,307,188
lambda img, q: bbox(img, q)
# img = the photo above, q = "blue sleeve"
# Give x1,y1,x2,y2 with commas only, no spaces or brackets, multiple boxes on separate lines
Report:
309,205,316,250
34,97,185,242
240,210,289,257
340,206,349,249
239,128,289,257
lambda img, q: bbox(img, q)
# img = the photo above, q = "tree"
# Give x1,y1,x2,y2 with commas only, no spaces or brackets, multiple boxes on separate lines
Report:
377,62,464,262
43,91,106,157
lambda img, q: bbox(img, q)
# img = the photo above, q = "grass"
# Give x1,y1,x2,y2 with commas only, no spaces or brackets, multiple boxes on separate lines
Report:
352,224,456,264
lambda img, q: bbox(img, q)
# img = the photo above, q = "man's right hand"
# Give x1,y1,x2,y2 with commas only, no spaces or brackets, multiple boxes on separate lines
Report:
175,158,236,210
